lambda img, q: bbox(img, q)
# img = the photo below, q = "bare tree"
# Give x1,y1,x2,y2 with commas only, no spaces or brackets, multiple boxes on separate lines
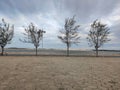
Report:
0,19,14,55
58,16,80,56
87,19,110,57
20,23,46,56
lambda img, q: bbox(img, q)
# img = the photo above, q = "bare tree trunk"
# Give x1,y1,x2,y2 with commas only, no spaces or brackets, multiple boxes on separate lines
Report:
67,43,69,57
1,46,4,56
96,34,98,57
95,47,98,57
35,46,38,56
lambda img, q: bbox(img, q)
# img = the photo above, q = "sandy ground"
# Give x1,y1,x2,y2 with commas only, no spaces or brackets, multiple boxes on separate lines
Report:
0,56,120,90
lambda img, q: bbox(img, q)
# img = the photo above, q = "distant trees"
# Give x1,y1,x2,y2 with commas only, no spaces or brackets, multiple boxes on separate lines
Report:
0,19,14,55
58,16,80,56
20,23,46,56
87,20,111,57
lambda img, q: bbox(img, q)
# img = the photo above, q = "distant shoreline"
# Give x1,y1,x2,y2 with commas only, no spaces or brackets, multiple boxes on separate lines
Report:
6,47,120,52
0,48,119,57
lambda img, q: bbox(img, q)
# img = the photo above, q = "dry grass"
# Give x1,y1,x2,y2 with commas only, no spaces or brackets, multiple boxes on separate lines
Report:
0,56,120,90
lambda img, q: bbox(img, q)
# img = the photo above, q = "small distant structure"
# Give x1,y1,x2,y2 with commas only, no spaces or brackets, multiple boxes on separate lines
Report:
41,29,46,48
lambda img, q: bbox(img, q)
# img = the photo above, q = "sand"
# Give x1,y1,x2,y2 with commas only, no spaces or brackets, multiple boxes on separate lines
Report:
0,56,120,90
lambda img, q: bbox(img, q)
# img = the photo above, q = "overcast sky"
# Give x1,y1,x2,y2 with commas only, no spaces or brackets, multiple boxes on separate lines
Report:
0,0,120,50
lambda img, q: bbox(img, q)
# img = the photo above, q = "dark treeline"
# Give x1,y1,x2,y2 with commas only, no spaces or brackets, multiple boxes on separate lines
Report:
0,16,111,56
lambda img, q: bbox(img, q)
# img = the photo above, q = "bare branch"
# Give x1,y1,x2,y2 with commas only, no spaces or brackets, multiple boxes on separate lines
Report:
20,23,46,55
58,16,80,56
87,19,111,56
0,18,14,55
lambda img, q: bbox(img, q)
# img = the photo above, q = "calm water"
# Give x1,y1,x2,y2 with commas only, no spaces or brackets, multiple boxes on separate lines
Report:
1,48,120,56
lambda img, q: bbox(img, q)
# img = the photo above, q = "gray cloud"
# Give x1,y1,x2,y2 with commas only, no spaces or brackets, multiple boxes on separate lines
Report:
0,0,119,19
0,0,119,16
0,0,120,49
111,21,120,41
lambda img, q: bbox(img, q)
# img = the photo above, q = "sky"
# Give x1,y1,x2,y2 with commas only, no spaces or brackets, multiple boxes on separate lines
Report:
0,0,120,50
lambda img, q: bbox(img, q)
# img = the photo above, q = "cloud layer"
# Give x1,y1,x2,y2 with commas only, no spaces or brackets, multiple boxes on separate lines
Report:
0,0,120,49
